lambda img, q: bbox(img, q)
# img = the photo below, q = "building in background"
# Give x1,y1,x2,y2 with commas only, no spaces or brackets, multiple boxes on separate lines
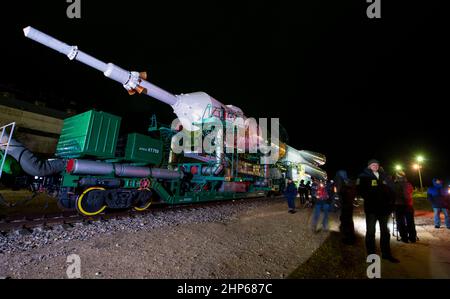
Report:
0,91,73,157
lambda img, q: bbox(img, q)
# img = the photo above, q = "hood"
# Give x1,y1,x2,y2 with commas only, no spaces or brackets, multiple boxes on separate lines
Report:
432,178,443,188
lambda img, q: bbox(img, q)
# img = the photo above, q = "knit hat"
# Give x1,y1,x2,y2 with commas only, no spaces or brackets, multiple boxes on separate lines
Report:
367,159,380,166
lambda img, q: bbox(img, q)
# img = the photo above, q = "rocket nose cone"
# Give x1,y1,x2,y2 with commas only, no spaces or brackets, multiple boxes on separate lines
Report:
23,26,31,37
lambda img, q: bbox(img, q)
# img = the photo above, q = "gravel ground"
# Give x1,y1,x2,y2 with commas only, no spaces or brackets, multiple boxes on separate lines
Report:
291,198,450,279
349,198,450,278
379,209,450,278
0,197,331,278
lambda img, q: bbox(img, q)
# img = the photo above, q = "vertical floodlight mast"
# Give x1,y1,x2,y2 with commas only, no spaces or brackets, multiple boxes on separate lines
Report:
416,156,424,192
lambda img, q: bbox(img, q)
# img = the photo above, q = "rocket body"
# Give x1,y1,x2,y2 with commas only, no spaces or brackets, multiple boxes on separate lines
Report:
23,26,327,179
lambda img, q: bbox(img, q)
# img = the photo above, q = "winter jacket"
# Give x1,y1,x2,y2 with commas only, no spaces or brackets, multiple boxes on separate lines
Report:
326,181,335,198
284,182,298,200
394,179,414,207
311,182,318,198
427,179,449,209
341,183,357,207
356,168,394,215
335,170,357,207
314,183,332,204
298,182,308,194
305,182,312,192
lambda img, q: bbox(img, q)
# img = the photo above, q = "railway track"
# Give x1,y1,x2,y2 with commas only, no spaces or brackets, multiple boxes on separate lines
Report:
0,195,283,234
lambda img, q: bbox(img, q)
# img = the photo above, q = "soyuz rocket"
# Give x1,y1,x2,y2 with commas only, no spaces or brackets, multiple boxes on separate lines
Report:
22,26,327,180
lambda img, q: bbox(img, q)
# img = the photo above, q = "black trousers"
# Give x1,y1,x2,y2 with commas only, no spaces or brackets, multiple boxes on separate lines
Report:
365,213,391,257
299,191,308,205
340,202,355,244
395,205,417,241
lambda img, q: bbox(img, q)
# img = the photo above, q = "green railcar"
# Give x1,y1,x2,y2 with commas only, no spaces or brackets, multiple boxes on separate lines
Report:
53,109,273,216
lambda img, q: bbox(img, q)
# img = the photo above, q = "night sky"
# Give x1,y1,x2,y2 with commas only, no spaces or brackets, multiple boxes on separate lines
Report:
0,1,448,185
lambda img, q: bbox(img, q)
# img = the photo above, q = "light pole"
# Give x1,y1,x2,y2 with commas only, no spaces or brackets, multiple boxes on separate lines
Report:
414,155,424,191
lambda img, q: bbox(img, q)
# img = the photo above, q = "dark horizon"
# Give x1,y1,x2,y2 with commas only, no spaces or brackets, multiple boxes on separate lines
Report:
0,0,448,186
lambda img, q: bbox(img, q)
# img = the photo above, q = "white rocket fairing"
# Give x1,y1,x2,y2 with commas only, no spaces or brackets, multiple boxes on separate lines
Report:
23,26,327,179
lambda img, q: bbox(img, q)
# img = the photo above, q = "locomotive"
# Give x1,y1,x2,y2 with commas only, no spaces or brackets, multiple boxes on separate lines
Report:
0,26,327,216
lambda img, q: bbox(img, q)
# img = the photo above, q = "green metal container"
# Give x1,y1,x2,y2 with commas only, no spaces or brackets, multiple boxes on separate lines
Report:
125,133,163,165
55,110,121,159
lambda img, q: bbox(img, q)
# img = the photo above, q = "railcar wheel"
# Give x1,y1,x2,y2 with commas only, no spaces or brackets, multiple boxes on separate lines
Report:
133,188,153,211
76,187,107,216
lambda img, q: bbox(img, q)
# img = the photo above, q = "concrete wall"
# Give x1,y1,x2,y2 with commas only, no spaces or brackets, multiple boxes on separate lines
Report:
0,105,63,155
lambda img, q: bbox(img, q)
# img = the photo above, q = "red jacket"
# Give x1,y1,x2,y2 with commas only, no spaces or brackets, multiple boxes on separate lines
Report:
394,180,413,207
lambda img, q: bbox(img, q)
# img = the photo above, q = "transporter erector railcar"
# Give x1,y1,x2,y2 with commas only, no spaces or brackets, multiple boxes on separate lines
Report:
0,27,327,216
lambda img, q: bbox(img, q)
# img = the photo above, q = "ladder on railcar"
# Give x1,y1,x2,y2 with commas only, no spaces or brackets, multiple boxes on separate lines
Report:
0,122,16,179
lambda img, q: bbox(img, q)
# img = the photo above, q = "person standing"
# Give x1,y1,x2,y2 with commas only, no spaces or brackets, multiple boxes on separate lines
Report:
357,159,399,263
305,180,312,207
335,170,357,245
311,180,331,232
284,178,298,214
298,180,308,207
393,171,417,243
310,179,318,202
326,179,338,212
427,178,450,229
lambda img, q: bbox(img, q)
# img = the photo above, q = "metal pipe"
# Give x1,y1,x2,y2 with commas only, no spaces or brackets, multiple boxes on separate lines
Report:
1,134,66,177
67,159,114,176
150,168,184,180
114,165,151,177
67,159,184,179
